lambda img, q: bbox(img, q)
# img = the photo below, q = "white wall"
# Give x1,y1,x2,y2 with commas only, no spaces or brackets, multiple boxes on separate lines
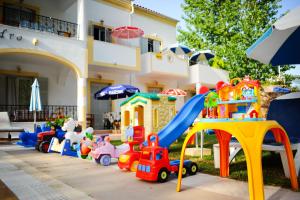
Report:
86,0,177,48
93,40,138,68
0,62,77,105
0,25,86,77
132,14,177,48
86,0,130,27
141,52,188,78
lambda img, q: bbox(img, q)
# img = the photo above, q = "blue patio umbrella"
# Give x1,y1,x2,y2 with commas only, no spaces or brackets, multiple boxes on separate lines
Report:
190,50,215,63
166,43,192,55
246,6,300,65
94,84,140,100
29,78,42,131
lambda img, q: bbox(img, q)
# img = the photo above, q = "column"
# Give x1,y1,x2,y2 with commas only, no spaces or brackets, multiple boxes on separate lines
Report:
77,77,87,129
77,0,88,41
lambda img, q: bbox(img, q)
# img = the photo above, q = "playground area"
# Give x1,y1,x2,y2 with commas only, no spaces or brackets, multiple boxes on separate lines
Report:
0,143,299,200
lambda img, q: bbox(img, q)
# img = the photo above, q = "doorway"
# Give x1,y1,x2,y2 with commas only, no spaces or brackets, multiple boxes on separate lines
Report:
90,82,112,130
134,105,144,126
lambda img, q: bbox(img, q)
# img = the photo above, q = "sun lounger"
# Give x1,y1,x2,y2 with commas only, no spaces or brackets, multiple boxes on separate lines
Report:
0,112,24,140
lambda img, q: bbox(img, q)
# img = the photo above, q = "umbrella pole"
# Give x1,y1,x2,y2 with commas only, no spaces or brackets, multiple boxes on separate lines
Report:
34,111,37,132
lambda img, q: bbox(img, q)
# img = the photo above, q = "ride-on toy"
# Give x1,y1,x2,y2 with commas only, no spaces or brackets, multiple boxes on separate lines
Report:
136,134,198,182
118,126,145,171
35,128,65,153
90,136,129,166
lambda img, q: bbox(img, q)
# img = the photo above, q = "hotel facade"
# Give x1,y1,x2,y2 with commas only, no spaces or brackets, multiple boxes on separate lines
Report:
0,0,228,130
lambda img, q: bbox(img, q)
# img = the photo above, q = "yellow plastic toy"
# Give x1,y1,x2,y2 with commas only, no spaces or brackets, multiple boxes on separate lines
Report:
176,76,298,200
176,120,298,200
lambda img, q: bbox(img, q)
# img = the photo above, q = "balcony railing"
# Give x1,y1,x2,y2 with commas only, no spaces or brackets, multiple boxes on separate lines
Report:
0,105,77,122
0,6,78,38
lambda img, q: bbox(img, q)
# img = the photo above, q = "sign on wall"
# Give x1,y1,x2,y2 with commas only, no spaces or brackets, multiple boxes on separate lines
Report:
0,29,22,41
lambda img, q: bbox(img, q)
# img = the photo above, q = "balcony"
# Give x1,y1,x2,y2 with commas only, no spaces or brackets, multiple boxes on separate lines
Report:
88,37,141,71
188,63,229,88
139,52,189,79
0,5,78,38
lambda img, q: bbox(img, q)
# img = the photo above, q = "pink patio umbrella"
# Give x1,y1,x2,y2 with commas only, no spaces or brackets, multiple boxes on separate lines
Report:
160,88,187,96
111,26,144,39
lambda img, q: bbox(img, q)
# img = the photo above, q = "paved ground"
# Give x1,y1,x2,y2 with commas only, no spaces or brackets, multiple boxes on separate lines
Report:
0,144,299,200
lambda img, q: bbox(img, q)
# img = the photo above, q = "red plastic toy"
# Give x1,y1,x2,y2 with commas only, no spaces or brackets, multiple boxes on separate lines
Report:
136,133,198,182
118,126,145,171
35,130,55,153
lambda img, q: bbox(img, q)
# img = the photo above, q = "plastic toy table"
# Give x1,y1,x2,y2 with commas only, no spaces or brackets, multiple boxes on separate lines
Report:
176,120,299,200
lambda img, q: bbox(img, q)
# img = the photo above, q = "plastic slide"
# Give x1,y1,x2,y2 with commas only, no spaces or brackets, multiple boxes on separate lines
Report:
145,94,206,148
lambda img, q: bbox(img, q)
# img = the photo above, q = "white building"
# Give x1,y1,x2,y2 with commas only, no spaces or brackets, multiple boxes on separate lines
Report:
0,0,228,130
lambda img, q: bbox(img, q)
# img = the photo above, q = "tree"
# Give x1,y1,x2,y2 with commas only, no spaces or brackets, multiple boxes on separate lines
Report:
178,0,294,81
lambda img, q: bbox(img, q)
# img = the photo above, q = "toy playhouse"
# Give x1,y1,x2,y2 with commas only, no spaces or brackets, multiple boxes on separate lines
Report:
214,77,262,120
120,93,176,141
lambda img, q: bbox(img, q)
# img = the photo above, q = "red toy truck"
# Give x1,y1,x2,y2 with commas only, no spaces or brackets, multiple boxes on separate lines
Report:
118,126,145,171
136,134,198,182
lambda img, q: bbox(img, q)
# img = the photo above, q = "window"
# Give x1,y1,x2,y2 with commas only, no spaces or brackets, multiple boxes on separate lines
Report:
148,86,163,94
93,25,112,43
124,111,130,126
141,37,161,54
134,106,144,126
155,150,163,160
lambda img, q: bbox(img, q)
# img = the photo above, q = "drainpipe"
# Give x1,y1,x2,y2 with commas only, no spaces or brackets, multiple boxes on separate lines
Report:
129,0,135,85
129,0,135,25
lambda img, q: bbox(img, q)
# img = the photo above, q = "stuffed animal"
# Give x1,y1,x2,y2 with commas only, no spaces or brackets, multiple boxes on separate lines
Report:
63,118,84,147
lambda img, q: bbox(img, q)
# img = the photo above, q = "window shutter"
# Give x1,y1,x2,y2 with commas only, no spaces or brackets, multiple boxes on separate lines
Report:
140,38,148,54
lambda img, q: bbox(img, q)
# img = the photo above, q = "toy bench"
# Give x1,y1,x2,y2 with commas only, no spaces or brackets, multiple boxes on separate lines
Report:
213,142,300,178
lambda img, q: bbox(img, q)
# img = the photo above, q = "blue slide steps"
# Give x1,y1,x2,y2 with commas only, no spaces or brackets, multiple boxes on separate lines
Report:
145,94,206,148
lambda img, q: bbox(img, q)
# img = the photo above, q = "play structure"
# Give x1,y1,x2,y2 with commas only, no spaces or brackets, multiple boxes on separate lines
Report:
120,93,177,140
213,76,262,120
136,134,198,182
175,77,298,200
213,92,300,178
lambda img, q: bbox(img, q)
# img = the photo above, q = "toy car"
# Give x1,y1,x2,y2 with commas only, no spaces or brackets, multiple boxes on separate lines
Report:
136,133,198,182
90,136,129,166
